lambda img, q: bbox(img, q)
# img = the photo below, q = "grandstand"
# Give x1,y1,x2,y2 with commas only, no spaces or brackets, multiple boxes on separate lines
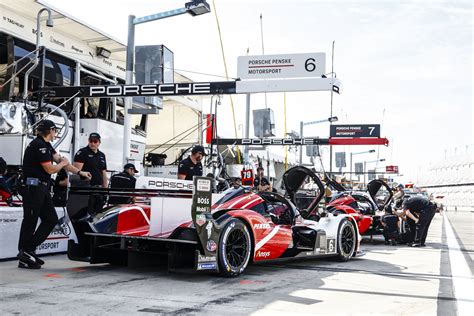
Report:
417,145,473,211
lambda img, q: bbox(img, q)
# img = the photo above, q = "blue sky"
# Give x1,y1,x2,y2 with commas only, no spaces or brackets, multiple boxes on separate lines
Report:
45,0,472,182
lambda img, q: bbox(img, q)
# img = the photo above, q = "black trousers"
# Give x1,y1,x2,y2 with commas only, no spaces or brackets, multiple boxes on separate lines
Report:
383,230,399,241
414,204,436,245
18,184,58,252
405,218,417,243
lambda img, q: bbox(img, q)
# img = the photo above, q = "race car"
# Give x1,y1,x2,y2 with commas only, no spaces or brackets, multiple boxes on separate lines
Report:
326,179,393,235
66,166,361,277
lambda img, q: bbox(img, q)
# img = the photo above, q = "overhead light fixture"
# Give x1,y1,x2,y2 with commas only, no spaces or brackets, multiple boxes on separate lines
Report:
96,46,111,59
328,116,338,123
185,0,211,16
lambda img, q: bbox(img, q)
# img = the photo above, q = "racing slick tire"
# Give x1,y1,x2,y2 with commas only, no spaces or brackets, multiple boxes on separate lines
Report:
335,219,356,262
218,218,252,277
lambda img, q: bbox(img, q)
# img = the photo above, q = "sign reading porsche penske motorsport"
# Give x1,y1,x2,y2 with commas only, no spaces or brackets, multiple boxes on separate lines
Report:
192,177,220,271
237,53,326,79
330,124,381,138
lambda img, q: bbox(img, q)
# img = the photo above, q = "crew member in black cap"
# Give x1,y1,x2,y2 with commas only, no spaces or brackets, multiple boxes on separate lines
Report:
73,132,108,214
178,145,207,181
402,195,437,247
254,166,271,192
109,163,138,204
18,119,91,269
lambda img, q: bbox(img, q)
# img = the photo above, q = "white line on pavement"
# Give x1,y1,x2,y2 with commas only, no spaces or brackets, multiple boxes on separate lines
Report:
443,213,474,315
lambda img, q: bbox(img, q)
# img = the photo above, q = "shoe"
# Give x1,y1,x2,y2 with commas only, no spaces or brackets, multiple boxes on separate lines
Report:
411,243,422,247
420,244,426,247
28,251,45,265
18,259,41,269
390,240,398,246
384,241,390,245
17,250,44,266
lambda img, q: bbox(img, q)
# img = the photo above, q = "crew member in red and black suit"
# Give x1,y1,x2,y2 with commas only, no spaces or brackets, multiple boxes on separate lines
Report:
73,132,108,214
178,145,207,181
18,120,91,269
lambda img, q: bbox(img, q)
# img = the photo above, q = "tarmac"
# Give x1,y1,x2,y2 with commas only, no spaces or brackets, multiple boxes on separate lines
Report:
0,211,473,315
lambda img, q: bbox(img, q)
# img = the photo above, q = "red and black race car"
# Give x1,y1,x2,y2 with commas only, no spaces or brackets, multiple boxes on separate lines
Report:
326,179,393,235
66,166,362,277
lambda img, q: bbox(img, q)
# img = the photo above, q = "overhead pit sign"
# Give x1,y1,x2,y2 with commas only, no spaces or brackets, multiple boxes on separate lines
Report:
330,124,381,138
237,53,326,80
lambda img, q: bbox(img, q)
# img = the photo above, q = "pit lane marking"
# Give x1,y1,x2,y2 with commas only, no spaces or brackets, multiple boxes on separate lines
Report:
443,213,474,314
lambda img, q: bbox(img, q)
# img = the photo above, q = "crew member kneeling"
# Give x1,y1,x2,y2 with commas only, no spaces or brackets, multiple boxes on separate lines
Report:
109,163,137,204
18,120,91,269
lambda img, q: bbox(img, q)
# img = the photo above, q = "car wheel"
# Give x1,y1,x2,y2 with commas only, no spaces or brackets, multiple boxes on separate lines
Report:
218,218,252,277
336,219,356,261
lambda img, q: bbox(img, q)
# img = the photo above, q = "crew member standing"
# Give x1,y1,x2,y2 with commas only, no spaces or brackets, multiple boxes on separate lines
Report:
254,166,271,192
177,145,207,180
18,120,91,269
73,132,108,214
109,163,138,204
402,195,437,247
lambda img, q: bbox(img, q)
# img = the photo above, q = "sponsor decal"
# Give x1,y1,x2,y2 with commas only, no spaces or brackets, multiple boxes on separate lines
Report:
241,138,320,146
253,223,271,230
198,255,216,262
50,36,65,47
71,45,83,54
37,241,59,251
197,262,217,270
206,240,217,252
3,16,25,29
89,83,212,97
256,251,270,258
197,179,211,192
147,180,193,190
196,214,206,226
0,218,18,223
205,221,213,239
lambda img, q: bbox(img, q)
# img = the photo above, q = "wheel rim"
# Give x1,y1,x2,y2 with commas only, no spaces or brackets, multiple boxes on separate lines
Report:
224,228,248,269
341,225,355,255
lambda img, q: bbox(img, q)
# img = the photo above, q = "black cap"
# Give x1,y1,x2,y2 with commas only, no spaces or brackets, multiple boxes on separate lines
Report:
191,145,207,156
124,163,138,173
88,132,101,140
36,119,57,131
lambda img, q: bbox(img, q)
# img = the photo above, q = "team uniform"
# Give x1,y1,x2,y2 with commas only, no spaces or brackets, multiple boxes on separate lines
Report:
74,146,107,213
254,176,270,190
109,171,136,204
403,196,436,246
178,157,203,181
382,213,399,245
18,136,58,256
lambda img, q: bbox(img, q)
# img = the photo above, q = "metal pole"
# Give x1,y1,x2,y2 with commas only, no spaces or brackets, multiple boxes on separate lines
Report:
244,93,250,163
73,62,81,155
350,152,353,188
123,15,135,166
299,121,303,164
364,161,367,189
329,40,335,176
